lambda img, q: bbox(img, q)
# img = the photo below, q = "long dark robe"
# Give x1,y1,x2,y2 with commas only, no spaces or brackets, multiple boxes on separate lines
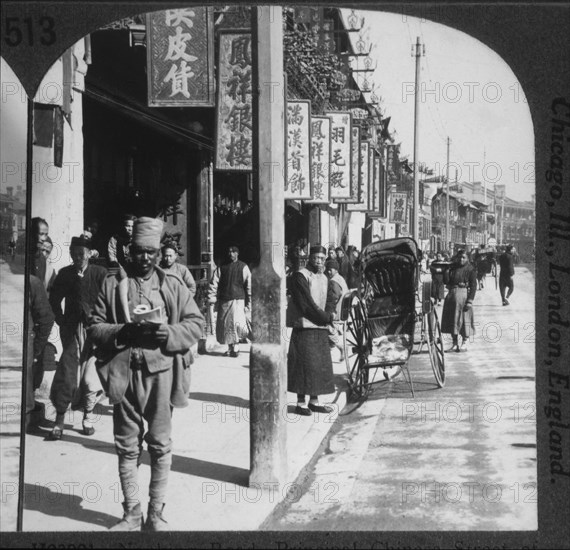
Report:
287,270,335,396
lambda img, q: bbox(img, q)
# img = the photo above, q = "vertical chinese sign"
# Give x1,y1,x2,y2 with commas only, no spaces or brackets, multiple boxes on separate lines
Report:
389,192,408,224
215,32,253,171
328,112,352,201
369,155,381,215
146,8,215,106
335,125,360,203
347,141,369,212
305,116,331,204
367,147,375,211
285,100,312,200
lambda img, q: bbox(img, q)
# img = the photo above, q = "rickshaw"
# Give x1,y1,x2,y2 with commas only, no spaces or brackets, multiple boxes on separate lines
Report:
338,237,446,399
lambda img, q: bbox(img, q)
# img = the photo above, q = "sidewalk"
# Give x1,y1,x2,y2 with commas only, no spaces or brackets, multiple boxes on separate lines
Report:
21,335,348,531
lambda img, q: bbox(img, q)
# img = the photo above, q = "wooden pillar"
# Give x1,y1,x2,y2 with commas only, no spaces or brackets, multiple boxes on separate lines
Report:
249,6,288,485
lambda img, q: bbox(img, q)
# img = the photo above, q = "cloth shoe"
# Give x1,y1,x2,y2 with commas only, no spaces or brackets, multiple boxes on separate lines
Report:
460,340,468,352
145,502,168,531
109,502,143,531
308,403,333,414
82,411,96,436
49,413,65,440
294,405,312,416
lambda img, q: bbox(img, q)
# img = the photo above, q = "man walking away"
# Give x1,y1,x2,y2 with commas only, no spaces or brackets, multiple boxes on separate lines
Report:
499,244,516,306
88,217,204,531
208,246,252,357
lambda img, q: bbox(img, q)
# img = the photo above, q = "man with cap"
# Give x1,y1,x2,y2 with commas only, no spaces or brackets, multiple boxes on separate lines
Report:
325,258,349,362
88,216,204,531
208,245,252,357
48,235,108,440
287,245,336,416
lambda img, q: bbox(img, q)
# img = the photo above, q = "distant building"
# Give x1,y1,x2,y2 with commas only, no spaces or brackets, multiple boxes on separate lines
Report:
426,178,535,257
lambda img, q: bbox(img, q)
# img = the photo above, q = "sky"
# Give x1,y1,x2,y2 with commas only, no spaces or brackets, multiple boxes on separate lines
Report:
342,8,535,203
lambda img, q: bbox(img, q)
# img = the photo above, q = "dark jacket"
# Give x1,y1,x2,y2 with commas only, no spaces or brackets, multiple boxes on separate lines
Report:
499,252,515,279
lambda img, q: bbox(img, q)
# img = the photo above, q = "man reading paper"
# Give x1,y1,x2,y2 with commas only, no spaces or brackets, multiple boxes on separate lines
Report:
88,217,204,531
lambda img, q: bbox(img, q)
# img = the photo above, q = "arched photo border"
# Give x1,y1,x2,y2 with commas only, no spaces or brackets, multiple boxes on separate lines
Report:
1,1,568,548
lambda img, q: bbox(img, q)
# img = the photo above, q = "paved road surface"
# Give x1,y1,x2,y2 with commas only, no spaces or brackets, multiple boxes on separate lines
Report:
263,266,536,531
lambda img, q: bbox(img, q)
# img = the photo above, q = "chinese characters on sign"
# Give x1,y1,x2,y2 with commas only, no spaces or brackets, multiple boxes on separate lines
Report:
285,101,312,200
389,192,408,224
327,112,352,200
146,8,214,106
371,156,381,213
335,125,360,203
215,32,253,171
367,146,375,211
347,141,369,212
305,116,331,204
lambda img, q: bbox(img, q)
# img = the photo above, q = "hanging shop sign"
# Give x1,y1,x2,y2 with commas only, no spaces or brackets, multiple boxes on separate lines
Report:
146,7,215,106
369,155,382,216
367,146,375,210
285,100,313,200
389,192,408,224
305,116,331,204
335,125,360,204
327,111,352,200
215,31,253,171
347,141,369,212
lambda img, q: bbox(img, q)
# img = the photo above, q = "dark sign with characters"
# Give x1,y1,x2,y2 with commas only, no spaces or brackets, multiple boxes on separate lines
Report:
215,31,253,171
146,8,215,107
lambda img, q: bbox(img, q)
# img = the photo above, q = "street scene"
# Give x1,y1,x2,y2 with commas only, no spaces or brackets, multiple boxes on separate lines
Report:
0,2,555,544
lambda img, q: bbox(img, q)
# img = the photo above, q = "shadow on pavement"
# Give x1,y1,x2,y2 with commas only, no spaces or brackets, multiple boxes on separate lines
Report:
189,392,249,409
25,431,250,486
23,482,119,529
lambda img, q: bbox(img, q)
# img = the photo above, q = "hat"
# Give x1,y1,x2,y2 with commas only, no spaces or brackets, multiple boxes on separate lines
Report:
310,245,327,256
70,235,92,249
132,217,163,249
325,259,339,271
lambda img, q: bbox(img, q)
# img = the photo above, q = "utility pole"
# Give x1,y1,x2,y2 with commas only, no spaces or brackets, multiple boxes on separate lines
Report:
412,36,424,243
445,136,450,253
249,6,288,486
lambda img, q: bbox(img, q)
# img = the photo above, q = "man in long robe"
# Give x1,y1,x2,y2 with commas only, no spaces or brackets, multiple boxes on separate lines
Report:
208,246,251,357
287,245,336,416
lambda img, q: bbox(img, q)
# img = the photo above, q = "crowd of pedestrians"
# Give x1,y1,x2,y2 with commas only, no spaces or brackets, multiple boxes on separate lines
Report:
426,243,517,353
23,214,520,529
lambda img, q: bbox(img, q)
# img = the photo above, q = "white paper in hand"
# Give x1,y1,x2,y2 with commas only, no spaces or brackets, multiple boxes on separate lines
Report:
132,304,163,323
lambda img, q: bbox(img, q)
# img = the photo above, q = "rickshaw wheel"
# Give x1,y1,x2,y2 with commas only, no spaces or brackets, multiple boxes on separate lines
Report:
426,308,446,387
343,296,370,400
